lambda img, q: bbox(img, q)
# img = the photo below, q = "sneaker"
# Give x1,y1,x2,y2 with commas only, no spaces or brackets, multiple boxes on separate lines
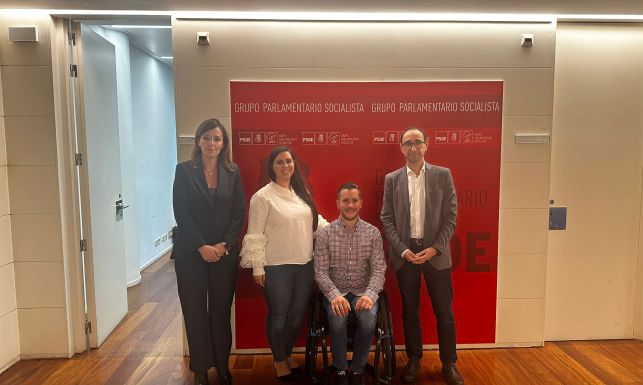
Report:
335,370,349,385
350,372,364,385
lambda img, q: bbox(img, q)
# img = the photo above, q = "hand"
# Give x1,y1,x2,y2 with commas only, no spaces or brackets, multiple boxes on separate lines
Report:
355,296,374,311
198,245,221,263
415,247,438,263
330,295,351,317
213,242,227,257
253,274,265,287
402,249,418,263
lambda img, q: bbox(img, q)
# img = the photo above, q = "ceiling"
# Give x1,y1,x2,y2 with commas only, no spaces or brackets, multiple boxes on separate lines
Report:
80,18,173,66
2,0,643,15
5,0,643,67
103,23,173,66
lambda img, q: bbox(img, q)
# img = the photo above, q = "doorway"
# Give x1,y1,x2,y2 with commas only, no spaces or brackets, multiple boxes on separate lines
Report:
60,17,178,349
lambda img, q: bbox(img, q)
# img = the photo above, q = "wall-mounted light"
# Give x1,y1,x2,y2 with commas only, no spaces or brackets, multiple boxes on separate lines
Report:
8,26,38,42
197,32,210,45
521,33,534,47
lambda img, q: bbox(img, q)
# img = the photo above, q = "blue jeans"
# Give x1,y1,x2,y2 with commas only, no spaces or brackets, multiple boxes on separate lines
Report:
323,293,378,373
263,262,314,361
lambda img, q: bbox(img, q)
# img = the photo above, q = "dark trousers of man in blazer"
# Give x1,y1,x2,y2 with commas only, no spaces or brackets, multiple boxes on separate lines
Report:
380,161,458,365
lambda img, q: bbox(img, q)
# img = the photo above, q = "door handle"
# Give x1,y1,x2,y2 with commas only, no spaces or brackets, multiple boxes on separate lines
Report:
115,199,129,219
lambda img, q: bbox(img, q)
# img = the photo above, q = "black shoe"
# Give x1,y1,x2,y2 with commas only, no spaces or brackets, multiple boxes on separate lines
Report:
335,370,349,385
194,372,210,385
218,371,233,385
350,372,364,385
441,362,464,385
401,358,420,383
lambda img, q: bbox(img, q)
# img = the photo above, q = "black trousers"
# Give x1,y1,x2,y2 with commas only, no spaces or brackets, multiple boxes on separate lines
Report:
175,250,237,374
395,242,457,364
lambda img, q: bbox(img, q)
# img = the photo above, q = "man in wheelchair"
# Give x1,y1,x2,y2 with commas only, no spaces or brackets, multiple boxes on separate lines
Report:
314,182,387,385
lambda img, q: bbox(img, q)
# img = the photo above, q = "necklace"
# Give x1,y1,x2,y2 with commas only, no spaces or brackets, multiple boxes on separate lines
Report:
205,169,216,177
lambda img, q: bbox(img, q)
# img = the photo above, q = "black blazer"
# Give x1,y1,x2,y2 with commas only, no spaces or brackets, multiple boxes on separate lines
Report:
171,160,245,258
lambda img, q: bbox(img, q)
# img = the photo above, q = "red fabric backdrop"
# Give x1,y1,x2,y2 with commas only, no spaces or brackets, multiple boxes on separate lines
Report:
231,81,502,349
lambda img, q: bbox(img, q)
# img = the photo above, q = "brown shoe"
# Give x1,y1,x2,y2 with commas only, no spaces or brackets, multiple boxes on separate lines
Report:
441,362,464,385
401,358,420,383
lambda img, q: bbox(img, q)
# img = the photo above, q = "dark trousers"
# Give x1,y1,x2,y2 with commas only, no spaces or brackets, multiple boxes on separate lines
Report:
175,250,237,374
396,242,457,364
263,262,314,361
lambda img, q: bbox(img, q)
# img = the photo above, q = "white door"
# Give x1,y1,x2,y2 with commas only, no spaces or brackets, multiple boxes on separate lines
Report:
77,23,128,347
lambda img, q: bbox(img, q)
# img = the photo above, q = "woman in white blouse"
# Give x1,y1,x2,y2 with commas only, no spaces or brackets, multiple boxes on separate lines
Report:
240,146,327,379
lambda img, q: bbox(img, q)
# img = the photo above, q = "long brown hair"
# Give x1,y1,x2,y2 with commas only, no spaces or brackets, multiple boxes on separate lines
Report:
190,118,236,171
267,146,319,231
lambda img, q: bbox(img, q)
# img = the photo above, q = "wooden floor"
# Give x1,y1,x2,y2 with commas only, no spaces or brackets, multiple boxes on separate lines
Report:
1,254,642,385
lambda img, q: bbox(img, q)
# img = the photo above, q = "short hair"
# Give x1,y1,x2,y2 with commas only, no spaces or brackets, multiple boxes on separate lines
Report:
400,127,428,144
336,182,360,199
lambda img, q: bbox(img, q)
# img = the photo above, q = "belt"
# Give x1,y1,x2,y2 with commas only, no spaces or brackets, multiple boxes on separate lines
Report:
410,238,424,246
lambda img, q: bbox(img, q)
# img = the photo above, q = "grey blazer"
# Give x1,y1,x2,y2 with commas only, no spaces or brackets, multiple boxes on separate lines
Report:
380,162,457,271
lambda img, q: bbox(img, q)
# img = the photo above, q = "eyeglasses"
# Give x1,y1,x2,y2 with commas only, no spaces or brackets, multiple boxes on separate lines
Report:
401,140,426,149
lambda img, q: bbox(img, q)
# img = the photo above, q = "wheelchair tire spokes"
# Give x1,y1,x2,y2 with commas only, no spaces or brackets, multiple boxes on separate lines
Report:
305,290,396,385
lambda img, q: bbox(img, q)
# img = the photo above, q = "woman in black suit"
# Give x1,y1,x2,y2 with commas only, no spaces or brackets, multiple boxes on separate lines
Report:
172,118,245,385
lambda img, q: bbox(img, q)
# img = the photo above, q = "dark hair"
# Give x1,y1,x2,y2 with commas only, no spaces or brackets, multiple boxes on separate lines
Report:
336,182,360,199
190,118,236,171
400,127,428,144
268,146,319,231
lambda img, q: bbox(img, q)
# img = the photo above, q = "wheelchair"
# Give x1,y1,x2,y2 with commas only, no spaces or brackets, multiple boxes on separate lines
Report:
304,290,396,384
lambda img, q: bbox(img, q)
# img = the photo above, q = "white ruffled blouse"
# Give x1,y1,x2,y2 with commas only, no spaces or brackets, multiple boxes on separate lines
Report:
240,182,327,276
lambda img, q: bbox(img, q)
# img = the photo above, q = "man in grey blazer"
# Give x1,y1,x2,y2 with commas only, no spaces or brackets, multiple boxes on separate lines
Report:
380,127,463,385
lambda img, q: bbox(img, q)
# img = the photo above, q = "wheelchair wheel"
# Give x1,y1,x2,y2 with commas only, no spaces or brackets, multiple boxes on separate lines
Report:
305,292,328,384
373,292,395,384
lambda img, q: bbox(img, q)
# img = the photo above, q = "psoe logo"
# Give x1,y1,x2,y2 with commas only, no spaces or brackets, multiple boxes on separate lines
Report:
434,131,448,144
302,132,315,145
239,132,252,145
373,131,386,144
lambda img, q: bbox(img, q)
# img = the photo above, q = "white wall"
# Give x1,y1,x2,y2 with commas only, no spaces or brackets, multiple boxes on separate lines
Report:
546,23,643,340
130,44,177,268
637,178,643,340
0,13,69,369
0,30,19,373
172,19,555,347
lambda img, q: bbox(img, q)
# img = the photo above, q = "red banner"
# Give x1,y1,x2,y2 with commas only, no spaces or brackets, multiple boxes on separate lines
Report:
232,81,502,349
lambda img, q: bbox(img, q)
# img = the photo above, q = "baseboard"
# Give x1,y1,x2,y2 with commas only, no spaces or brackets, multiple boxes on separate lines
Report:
19,353,68,360
126,275,142,288
231,341,544,355
140,245,173,272
0,355,20,375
